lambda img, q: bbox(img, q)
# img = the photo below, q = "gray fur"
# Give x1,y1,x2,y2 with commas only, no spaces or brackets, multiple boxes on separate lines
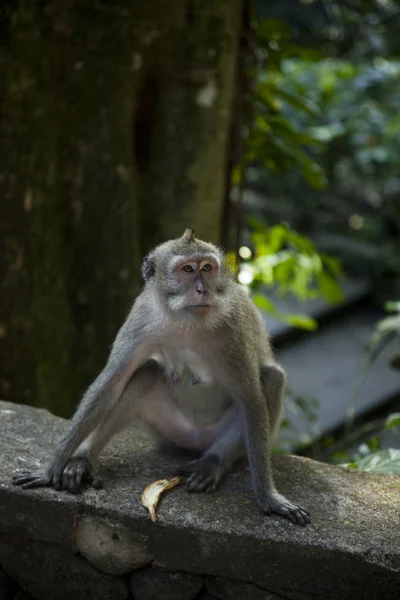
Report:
12,231,309,525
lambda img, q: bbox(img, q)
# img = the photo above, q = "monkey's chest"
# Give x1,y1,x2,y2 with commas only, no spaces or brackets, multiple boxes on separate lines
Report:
151,344,230,425
172,351,230,426
174,378,230,426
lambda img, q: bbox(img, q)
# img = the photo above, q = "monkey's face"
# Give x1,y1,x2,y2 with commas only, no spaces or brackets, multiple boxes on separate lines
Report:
165,253,221,318
143,231,233,327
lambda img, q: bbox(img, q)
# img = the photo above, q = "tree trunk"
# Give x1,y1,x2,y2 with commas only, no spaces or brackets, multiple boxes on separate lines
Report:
0,0,243,416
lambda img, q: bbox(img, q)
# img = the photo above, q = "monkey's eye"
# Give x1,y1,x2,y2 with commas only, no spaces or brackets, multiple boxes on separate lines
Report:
202,264,212,272
182,265,194,273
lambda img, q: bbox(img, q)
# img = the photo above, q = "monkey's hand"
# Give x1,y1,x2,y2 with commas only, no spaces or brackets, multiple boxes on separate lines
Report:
177,454,223,494
260,492,310,526
12,457,102,494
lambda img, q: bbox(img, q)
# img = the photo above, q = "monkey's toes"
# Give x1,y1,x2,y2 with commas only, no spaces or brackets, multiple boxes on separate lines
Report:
177,454,222,494
279,503,310,526
261,494,310,526
187,473,217,493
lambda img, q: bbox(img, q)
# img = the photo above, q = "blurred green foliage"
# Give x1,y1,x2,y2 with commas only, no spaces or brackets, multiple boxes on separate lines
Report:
241,1,400,472
347,301,400,430
233,18,345,329
248,18,327,191
313,409,400,469
342,448,400,475
368,301,400,369
241,219,343,330
244,6,400,295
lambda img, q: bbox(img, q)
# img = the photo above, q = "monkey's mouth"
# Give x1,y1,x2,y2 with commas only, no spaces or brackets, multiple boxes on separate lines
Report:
187,304,211,313
188,304,210,308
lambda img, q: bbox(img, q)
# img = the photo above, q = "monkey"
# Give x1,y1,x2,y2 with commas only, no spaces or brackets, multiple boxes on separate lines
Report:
12,229,310,526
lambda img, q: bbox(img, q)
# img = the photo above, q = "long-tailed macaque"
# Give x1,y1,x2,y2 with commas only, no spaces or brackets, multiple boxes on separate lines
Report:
13,229,310,525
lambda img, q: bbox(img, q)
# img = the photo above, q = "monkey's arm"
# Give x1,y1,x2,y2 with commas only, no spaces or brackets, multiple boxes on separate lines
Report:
12,311,149,490
218,295,310,525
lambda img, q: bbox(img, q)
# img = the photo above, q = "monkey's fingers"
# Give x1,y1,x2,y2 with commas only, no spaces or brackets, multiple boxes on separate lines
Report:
61,458,101,494
12,470,51,489
62,463,81,494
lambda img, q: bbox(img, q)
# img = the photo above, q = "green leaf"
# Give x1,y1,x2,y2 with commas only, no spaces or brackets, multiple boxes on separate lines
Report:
247,216,268,233
342,449,400,475
345,462,359,470
316,271,344,304
252,294,317,331
269,136,327,190
231,165,242,186
321,255,343,278
385,301,400,313
331,450,352,462
252,295,276,314
366,436,381,450
385,413,400,431
285,314,317,330
369,315,400,352
268,84,320,117
268,115,323,147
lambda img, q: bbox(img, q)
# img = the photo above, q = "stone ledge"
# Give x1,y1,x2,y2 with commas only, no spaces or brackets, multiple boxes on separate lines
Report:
0,400,399,600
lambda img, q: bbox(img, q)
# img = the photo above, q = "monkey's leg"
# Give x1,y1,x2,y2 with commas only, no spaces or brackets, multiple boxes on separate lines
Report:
176,362,287,496
177,406,242,493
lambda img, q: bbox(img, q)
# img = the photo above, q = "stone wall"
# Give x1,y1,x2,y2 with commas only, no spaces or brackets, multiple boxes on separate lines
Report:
0,400,399,600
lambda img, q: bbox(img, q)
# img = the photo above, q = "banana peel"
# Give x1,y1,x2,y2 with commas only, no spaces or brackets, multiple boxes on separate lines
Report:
141,476,182,522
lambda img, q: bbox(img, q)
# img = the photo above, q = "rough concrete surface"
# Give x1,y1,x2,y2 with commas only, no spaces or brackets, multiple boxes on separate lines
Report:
0,535,128,600
0,564,17,600
0,400,399,600
130,566,203,600
206,575,285,599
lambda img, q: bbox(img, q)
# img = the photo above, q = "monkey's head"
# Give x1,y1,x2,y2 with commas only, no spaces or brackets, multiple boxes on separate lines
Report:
142,229,233,326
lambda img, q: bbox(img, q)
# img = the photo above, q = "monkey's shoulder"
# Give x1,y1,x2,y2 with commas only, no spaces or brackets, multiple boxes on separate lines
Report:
224,284,272,355
230,284,265,326
114,290,167,343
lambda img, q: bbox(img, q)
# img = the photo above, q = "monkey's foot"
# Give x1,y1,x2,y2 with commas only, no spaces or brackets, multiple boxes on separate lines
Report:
12,457,102,494
177,454,222,493
260,492,310,526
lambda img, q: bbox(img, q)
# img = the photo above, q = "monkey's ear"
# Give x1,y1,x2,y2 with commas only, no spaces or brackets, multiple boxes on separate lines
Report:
181,228,195,244
142,255,156,281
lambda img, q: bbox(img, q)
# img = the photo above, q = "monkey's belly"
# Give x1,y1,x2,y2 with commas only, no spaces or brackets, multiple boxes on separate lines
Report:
173,380,232,427
150,345,230,426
